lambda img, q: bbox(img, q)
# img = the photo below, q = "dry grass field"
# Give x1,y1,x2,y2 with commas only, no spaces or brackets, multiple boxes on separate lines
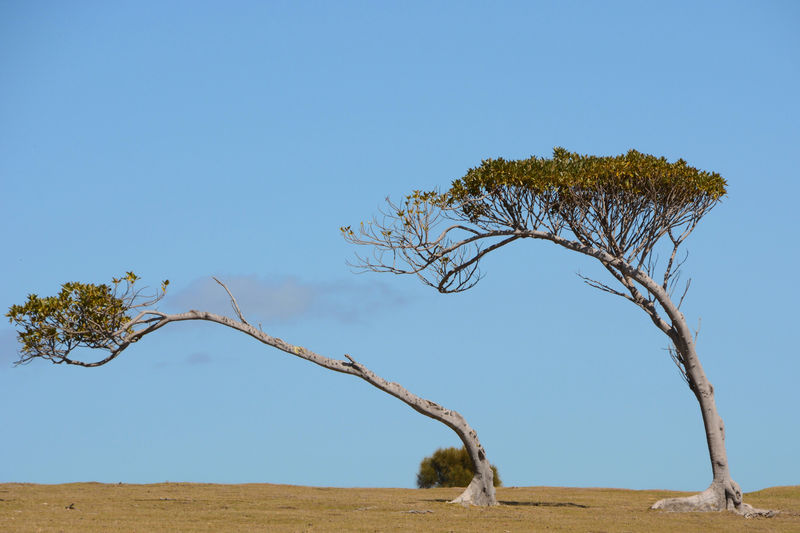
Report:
0,482,797,532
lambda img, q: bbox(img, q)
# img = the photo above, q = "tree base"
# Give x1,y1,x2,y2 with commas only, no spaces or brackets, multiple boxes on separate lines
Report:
449,475,497,506
651,481,777,517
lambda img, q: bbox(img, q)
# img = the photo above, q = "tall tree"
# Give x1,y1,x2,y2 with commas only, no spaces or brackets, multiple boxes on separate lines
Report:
343,148,770,515
7,273,497,506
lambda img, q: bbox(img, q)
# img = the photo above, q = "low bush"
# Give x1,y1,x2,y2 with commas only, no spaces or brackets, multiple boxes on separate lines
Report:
416,446,501,488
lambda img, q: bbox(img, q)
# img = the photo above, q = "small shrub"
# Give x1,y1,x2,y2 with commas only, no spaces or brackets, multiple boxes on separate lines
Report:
416,446,501,488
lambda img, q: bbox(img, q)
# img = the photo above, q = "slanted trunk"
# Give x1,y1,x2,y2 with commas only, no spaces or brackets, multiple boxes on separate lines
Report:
637,304,772,515
526,232,776,515
647,310,773,515
147,310,498,506
648,362,740,513
650,342,774,516
449,454,496,506
340,354,496,506
447,428,496,506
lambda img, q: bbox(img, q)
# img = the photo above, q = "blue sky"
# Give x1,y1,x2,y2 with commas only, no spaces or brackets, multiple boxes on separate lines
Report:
1,1,798,492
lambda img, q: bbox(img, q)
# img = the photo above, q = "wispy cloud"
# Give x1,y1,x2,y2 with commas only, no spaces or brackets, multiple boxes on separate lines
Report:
164,275,314,321
153,351,216,368
185,352,212,365
162,275,406,324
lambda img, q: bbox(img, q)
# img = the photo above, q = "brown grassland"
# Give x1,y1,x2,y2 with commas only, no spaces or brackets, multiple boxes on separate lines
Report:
0,482,798,532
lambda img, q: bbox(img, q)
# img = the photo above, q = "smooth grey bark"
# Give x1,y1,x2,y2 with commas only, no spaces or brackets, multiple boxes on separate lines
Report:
519,229,774,516
64,305,497,506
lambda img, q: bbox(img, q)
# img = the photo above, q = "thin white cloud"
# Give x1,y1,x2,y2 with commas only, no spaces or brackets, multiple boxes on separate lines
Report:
186,352,212,365
165,275,314,321
163,275,405,324
309,279,407,322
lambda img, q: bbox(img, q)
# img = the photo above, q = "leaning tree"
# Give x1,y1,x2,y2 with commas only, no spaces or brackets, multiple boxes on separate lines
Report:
343,148,771,515
7,272,497,506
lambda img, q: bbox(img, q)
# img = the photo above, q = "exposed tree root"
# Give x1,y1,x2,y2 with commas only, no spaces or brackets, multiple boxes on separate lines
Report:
449,464,497,506
651,480,778,517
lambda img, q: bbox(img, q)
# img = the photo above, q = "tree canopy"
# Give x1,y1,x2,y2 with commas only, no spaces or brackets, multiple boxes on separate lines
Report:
7,272,168,367
343,148,726,294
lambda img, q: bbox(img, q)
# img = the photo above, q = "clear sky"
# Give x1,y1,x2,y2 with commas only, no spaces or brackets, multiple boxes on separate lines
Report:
1,1,798,492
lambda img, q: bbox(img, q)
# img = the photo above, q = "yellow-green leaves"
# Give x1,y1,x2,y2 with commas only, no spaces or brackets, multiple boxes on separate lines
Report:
6,280,130,361
112,271,140,285
342,148,727,296
5,272,168,364
447,148,727,204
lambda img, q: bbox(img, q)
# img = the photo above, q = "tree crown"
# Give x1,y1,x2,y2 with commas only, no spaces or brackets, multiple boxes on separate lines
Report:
447,147,726,209
343,148,726,294
6,272,168,365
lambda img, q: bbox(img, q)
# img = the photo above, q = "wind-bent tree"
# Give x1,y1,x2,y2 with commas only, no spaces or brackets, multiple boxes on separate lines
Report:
7,272,497,506
343,148,771,516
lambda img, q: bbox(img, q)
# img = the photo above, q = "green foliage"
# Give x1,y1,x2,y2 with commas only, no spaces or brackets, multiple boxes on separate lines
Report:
5,272,167,364
416,447,501,489
342,148,726,294
447,147,726,206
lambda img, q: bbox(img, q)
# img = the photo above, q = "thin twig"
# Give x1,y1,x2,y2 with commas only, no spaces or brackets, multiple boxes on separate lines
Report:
212,277,250,325
667,346,690,387
577,273,631,300
344,353,361,369
677,278,692,310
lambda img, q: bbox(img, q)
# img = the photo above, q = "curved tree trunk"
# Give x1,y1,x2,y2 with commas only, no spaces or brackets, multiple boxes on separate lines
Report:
633,278,774,516
629,269,774,516
649,339,773,516
119,309,497,505
449,456,496,506
526,231,775,515
340,352,496,506
648,349,738,512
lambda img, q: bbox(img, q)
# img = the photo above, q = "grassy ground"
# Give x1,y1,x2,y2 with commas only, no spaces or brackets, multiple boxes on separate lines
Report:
0,482,797,532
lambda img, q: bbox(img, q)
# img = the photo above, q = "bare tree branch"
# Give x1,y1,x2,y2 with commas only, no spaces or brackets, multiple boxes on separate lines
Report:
677,278,692,310
213,276,250,325
667,345,690,386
